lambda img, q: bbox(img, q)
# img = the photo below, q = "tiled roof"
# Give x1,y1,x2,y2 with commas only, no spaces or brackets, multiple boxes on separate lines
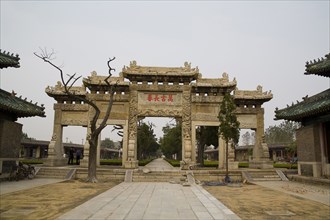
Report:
0,50,20,69
305,53,330,77
274,89,330,121
0,89,46,118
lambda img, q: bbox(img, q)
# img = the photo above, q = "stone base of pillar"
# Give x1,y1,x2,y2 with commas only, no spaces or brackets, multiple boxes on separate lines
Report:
180,160,196,170
124,160,138,168
80,158,88,167
228,161,239,170
44,157,67,167
249,160,273,169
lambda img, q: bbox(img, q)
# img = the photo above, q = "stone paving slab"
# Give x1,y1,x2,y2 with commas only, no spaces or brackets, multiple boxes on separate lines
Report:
57,182,240,220
144,158,178,171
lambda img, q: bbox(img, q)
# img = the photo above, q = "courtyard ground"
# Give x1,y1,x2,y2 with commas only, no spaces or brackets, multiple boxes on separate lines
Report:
204,181,330,220
0,178,329,220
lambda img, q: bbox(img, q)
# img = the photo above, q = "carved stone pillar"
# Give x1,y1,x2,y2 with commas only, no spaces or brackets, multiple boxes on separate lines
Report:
218,137,238,169
124,89,138,168
228,141,239,169
121,122,129,167
218,136,225,169
45,104,66,166
181,87,193,169
97,132,101,166
250,108,272,169
253,108,264,160
80,126,90,167
191,123,196,163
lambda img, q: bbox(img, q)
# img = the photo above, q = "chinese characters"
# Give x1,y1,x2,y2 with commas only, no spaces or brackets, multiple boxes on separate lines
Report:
147,94,174,103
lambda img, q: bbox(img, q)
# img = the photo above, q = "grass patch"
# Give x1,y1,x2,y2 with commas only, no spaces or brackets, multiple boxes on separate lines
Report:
203,160,218,167
138,158,154,166
100,158,155,166
100,159,122,166
238,162,249,168
164,159,181,167
273,163,297,169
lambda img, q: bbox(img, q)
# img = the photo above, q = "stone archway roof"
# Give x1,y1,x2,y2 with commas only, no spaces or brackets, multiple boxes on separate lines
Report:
122,61,200,82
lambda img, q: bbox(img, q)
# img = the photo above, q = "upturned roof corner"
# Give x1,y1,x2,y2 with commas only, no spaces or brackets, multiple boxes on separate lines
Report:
0,49,20,69
305,53,330,77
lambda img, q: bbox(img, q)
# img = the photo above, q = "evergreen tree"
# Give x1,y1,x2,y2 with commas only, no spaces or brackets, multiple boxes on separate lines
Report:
137,121,159,159
160,123,182,159
196,126,218,166
218,93,240,182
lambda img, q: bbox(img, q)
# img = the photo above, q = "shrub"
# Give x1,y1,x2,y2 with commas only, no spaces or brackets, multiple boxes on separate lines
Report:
100,158,155,166
273,163,297,169
238,162,249,168
100,159,122,166
164,159,181,167
203,161,218,167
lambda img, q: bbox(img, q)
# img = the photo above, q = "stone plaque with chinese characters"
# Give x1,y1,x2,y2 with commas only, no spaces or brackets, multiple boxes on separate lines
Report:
138,92,182,112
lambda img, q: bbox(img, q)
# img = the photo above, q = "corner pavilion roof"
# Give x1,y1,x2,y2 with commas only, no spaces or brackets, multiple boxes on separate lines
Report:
275,53,330,123
0,89,46,119
0,49,45,119
0,50,20,69
305,53,330,77
274,88,330,122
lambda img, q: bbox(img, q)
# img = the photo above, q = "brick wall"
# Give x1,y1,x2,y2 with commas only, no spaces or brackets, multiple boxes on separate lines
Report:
296,124,321,162
0,119,22,173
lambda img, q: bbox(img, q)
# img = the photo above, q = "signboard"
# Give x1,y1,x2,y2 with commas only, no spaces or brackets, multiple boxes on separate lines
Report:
138,92,182,106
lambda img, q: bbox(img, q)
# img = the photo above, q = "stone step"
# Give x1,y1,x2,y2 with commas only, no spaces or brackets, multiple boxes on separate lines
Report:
252,177,282,181
35,167,73,179
75,168,126,181
243,170,283,182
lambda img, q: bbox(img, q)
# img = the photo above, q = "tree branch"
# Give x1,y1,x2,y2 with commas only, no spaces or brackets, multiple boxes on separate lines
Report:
94,57,118,136
34,49,101,132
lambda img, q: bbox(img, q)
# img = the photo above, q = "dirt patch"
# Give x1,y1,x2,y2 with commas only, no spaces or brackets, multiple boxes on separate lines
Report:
204,183,330,220
0,179,119,220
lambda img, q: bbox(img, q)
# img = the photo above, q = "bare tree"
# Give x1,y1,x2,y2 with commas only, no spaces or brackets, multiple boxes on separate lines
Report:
34,49,117,182
241,131,251,146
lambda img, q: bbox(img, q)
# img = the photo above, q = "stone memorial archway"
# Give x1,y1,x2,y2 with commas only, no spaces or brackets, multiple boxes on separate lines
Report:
45,61,273,169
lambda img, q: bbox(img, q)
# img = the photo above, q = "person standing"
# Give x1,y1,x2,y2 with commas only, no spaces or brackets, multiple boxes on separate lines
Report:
68,147,74,165
76,149,82,165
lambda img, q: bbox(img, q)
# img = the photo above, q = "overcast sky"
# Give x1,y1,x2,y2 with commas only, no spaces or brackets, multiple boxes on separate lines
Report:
1,1,329,144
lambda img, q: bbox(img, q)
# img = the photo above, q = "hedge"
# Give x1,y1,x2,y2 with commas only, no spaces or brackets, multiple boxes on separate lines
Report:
100,158,154,166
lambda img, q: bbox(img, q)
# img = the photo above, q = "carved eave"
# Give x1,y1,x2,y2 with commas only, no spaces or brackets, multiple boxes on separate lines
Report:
45,82,86,101
234,85,273,105
305,53,330,77
191,72,237,94
122,60,199,82
83,71,129,91
0,49,20,69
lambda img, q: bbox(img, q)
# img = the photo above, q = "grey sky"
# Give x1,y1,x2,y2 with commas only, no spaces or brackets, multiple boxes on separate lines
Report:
1,1,329,144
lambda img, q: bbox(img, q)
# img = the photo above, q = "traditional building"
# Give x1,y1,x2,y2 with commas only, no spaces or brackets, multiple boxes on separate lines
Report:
275,53,330,178
45,61,272,169
0,50,45,173
20,139,84,159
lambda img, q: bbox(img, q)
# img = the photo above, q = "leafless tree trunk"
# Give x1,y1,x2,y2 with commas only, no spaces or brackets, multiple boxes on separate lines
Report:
34,49,117,182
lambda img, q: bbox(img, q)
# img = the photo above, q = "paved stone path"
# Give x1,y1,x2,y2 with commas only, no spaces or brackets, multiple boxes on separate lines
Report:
58,158,240,219
144,158,178,171
58,182,240,220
